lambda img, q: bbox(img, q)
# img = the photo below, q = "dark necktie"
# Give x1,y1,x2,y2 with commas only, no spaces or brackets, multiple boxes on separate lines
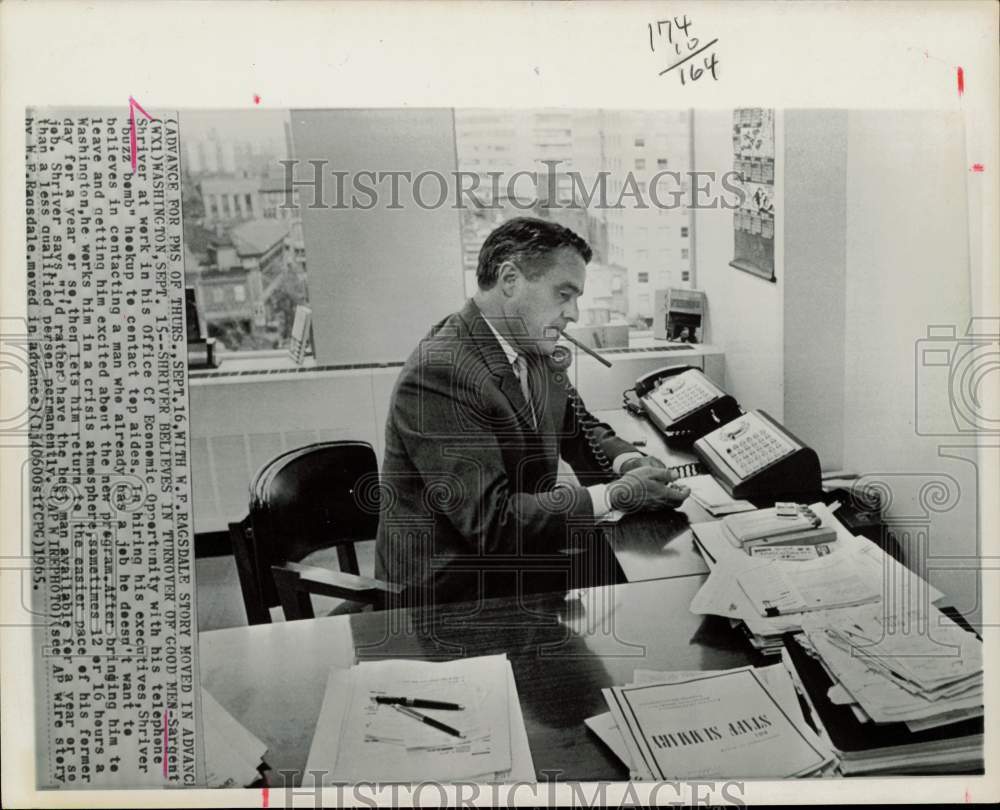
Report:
512,354,537,429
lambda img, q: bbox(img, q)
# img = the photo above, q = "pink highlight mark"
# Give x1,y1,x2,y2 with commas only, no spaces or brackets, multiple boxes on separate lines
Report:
129,96,154,173
957,66,964,96
971,163,985,172
965,788,971,802
162,709,169,779
262,786,270,807
254,94,262,105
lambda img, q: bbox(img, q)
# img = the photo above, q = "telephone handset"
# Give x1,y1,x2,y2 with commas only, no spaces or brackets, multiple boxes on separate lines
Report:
633,365,742,446
694,409,822,500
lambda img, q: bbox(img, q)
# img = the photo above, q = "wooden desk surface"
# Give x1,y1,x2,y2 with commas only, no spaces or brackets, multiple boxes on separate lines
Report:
199,576,758,783
592,408,712,583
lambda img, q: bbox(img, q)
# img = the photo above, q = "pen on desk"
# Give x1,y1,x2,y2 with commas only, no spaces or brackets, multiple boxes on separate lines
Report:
374,696,464,711
391,703,465,739
559,330,613,368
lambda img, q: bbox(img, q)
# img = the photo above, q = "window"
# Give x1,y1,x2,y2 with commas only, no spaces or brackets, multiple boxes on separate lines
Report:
451,108,693,338
681,227,689,237
681,248,689,259
180,109,310,356
681,271,690,282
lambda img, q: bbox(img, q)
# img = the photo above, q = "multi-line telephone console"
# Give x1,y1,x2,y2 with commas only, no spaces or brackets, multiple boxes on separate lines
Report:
632,365,822,500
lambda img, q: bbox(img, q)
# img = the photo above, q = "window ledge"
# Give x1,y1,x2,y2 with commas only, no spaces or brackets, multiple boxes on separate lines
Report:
189,338,718,385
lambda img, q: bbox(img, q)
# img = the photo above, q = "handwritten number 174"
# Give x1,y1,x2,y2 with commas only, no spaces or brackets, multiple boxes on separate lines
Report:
648,15,693,50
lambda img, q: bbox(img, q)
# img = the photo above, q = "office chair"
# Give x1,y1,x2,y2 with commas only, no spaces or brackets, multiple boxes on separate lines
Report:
228,440,401,624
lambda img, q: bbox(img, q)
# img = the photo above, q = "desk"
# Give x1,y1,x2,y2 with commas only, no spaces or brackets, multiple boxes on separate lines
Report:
197,407,720,782
200,576,757,783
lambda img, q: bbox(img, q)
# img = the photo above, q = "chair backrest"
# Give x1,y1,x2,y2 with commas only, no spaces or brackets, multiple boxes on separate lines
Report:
246,440,381,611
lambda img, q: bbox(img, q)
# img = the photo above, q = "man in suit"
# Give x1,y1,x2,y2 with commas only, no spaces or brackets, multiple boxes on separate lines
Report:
375,217,689,608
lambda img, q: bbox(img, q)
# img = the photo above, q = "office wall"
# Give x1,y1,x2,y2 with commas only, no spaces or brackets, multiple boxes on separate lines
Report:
290,109,465,365
700,108,981,621
842,110,979,622
692,110,785,419
783,111,848,471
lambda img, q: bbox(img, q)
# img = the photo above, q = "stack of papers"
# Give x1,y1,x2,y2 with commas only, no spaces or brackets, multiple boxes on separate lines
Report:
202,689,268,787
784,603,983,774
736,552,882,616
689,502,941,655
304,654,534,783
721,504,837,549
589,665,835,780
684,474,756,516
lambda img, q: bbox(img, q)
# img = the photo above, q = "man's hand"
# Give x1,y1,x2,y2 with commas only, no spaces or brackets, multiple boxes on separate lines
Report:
618,454,667,474
607,466,690,513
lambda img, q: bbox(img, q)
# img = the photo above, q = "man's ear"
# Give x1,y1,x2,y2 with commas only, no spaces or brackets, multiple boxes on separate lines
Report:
497,261,520,296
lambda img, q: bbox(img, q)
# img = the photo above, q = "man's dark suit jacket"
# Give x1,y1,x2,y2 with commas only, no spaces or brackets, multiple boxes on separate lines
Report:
374,299,636,607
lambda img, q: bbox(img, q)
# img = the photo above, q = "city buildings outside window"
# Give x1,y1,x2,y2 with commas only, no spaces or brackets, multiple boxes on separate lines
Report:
180,109,310,355
454,109,694,332
181,108,696,356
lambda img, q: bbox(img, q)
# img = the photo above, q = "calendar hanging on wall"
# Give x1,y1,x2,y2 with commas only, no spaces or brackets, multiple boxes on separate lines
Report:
729,108,776,281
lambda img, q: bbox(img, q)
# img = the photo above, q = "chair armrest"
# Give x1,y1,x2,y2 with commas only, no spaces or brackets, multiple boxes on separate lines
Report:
285,561,404,595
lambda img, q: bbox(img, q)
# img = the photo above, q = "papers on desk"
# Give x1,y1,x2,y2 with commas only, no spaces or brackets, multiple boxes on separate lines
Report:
305,654,534,783
783,603,984,774
202,688,268,787
736,551,882,616
684,475,756,516
797,603,983,725
688,502,945,655
591,665,834,780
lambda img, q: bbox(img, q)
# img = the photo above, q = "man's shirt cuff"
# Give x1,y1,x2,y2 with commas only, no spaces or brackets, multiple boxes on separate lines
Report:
612,451,645,475
587,483,611,518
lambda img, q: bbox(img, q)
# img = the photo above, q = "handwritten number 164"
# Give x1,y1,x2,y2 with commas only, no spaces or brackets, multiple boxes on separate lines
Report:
680,52,719,85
